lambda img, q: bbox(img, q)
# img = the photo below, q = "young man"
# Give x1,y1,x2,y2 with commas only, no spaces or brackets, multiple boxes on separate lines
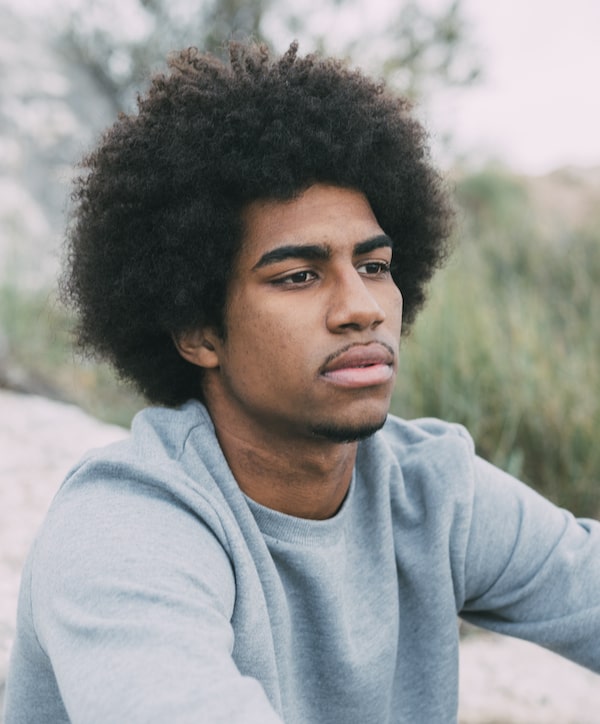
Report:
5,42,600,723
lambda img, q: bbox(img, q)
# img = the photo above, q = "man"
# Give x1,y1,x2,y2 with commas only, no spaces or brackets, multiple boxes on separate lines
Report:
4,42,600,723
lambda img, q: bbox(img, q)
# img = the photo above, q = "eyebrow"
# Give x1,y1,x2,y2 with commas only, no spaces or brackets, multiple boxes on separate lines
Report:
252,234,393,270
354,234,393,256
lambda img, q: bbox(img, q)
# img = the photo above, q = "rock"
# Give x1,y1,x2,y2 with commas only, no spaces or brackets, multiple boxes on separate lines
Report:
0,390,598,722
458,625,600,723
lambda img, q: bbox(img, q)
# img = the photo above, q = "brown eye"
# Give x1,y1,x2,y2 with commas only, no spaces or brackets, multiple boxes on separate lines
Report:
272,270,318,286
288,271,313,283
357,262,391,275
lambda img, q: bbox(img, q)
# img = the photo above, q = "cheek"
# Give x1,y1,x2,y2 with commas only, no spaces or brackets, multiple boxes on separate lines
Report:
224,290,323,374
229,307,296,367
380,285,403,330
392,288,403,323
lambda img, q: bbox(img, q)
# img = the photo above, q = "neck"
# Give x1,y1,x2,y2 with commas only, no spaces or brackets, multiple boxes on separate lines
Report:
206,408,357,520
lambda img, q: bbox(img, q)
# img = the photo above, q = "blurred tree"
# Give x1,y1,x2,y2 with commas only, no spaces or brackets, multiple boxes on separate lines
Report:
56,0,480,112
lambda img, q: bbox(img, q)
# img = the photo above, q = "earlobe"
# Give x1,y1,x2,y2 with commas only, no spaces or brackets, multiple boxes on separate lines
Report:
173,329,221,369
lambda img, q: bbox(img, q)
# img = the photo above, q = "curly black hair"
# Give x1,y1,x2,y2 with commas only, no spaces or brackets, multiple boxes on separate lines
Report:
61,41,453,407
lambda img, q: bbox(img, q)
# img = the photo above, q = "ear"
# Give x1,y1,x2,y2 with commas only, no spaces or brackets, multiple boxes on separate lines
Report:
173,328,221,369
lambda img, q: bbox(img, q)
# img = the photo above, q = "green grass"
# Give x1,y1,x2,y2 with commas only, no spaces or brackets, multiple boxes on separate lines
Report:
392,169,600,516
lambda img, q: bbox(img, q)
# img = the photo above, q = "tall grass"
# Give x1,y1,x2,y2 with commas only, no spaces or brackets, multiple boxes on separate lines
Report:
393,168,600,516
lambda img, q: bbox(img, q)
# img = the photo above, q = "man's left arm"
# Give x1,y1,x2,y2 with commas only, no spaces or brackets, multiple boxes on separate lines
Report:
460,456,600,672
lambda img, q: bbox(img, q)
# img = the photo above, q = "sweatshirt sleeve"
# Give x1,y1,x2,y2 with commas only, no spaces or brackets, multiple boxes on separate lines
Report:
461,455,600,672
27,472,283,724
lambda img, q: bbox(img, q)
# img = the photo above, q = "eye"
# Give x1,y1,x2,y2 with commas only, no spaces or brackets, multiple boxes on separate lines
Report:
357,261,391,276
271,269,318,286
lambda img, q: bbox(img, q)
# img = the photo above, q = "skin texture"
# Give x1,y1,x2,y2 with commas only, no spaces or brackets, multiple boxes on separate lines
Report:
176,184,403,519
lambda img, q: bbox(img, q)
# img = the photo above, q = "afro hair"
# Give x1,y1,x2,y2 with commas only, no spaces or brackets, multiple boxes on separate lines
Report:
61,41,454,406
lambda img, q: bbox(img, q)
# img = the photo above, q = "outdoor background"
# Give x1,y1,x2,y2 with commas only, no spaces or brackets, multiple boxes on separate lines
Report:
1,0,599,517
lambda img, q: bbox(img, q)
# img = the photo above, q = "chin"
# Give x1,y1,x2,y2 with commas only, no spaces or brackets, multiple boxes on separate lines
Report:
310,414,388,444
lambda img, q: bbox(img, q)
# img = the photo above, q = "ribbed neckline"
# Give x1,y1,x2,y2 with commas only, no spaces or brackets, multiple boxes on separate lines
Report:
243,475,354,546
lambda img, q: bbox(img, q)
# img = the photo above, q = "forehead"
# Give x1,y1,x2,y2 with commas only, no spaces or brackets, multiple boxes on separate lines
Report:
239,184,383,261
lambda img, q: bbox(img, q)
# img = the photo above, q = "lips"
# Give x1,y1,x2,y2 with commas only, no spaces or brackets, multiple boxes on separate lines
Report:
320,343,395,388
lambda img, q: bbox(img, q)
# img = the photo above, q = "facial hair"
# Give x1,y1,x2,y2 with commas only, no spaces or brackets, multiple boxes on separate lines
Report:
309,415,387,444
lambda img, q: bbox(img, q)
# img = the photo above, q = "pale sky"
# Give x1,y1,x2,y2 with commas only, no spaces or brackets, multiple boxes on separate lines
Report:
431,0,600,173
7,0,600,175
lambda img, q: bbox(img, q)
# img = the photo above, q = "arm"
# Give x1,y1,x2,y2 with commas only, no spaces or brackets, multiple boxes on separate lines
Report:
30,475,283,723
461,456,600,672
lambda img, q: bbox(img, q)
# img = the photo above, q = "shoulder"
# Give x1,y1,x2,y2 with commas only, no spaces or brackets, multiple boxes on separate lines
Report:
61,400,227,503
371,414,475,471
380,414,473,444
356,415,478,520
38,401,243,565
28,402,239,633
107,399,218,465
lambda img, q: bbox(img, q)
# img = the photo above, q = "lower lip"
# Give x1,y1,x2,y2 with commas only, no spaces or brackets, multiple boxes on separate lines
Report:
321,364,394,388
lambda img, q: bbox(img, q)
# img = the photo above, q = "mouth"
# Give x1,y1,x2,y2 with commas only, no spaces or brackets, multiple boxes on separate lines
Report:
320,343,395,389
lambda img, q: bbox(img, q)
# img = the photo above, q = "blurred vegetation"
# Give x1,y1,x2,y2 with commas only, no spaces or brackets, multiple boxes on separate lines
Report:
392,166,600,516
1,166,599,515
54,0,480,111
0,286,144,428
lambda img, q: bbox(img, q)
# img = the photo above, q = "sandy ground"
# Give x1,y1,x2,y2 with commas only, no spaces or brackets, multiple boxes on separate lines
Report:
1,389,598,722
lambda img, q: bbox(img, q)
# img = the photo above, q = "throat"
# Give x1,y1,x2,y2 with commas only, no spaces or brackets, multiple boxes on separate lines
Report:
213,423,357,519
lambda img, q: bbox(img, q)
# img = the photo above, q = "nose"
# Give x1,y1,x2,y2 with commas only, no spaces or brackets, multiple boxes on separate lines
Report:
326,268,386,333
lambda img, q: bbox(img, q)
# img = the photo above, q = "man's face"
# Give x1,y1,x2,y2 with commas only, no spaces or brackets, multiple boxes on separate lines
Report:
197,183,403,444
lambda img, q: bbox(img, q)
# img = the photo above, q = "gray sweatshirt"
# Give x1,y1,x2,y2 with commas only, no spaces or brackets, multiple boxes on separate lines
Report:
4,402,600,723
